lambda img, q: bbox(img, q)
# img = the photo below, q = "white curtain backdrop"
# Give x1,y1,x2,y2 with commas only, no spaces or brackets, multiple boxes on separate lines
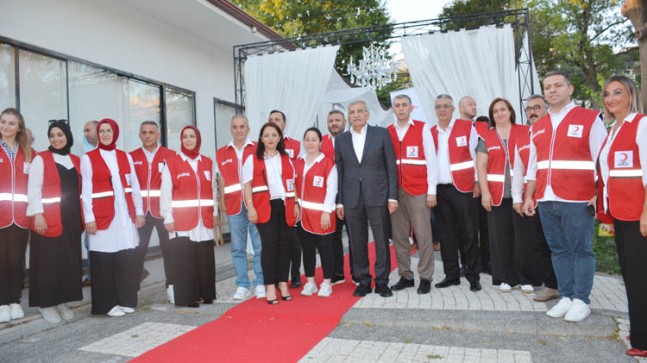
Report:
402,25,519,123
244,45,339,141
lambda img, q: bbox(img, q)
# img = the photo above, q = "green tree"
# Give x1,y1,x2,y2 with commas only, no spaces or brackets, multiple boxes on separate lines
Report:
231,0,393,78
623,0,647,110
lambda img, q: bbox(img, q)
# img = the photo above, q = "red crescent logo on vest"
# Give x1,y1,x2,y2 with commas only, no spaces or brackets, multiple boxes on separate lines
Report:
619,152,628,162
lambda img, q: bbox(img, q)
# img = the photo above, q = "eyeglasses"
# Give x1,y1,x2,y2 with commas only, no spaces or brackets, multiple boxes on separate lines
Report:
524,105,544,113
435,104,454,110
48,119,69,125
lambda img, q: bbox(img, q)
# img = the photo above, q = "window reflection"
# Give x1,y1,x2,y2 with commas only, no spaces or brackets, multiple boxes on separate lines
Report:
0,44,16,111
165,88,195,152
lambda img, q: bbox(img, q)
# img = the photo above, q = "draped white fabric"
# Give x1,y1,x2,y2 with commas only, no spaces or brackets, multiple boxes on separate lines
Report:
402,25,519,123
244,45,339,141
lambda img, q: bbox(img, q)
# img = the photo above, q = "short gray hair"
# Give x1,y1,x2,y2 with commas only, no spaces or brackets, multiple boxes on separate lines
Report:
348,100,368,111
436,94,454,106
231,114,249,126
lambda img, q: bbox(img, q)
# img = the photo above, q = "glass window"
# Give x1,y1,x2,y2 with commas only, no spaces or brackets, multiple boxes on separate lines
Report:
0,44,16,111
165,88,195,152
214,99,238,150
124,79,161,152
68,61,121,155
18,50,67,152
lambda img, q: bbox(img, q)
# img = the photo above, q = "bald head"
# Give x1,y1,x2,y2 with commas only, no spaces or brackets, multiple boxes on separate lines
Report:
83,120,98,146
459,96,477,120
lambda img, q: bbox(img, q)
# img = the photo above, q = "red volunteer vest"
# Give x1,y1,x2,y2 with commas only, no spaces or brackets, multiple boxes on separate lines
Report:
294,155,336,235
251,154,296,226
321,134,335,161
216,142,256,216
0,146,30,228
481,124,529,206
32,151,82,237
130,146,176,218
388,120,428,196
431,119,476,193
514,128,536,204
86,149,136,230
474,121,489,138
284,137,301,160
531,106,599,201
166,154,214,231
601,114,645,221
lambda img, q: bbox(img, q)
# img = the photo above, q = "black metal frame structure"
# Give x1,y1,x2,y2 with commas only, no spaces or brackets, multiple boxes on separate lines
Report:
233,8,534,114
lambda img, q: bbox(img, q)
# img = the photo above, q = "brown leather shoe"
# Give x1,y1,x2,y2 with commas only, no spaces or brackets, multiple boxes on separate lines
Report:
533,287,559,302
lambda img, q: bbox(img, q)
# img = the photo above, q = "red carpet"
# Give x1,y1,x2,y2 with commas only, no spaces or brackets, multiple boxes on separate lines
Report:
133,243,398,363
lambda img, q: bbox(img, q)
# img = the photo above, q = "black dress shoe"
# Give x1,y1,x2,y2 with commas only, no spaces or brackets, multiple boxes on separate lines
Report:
353,284,372,297
375,284,393,297
469,280,482,292
435,278,460,288
331,275,345,285
417,279,431,294
459,265,468,277
290,279,302,289
391,277,415,291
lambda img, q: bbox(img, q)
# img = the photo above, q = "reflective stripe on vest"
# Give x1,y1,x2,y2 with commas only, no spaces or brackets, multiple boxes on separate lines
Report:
41,197,62,204
285,191,296,198
171,199,215,208
252,186,269,193
92,191,114,199
224,184,243,194
0,193,28,202
536,160,595,170
300,200,325,211
124,188,133,193
396,159,427,166
486,174,505,182
449,160,474,171
140,190,161,198
609,169,643,178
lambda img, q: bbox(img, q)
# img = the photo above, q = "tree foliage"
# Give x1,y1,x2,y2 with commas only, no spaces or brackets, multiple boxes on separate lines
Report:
441,0,632,107
622,0,647,110
231,0,393,78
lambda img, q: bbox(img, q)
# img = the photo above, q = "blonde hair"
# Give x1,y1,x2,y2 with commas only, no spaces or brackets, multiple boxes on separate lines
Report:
0,108,31,162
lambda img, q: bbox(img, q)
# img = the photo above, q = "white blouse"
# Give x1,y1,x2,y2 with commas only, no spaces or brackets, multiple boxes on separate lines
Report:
242,153,296,200
81,149,144,253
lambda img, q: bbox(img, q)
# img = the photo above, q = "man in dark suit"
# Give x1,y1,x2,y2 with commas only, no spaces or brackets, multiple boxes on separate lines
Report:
335,100,398,298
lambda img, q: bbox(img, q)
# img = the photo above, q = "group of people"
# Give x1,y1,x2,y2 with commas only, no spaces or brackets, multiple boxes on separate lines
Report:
0,69,645,358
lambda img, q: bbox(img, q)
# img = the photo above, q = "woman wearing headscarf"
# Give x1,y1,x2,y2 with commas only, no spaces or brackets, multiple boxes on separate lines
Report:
81,118,145,317
242,122,299,304
27,120,83,323
160,125,217,308
0,108,32,323
597,75,647,358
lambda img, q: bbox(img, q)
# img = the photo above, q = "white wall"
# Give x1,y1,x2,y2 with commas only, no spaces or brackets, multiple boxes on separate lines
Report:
0,0,239,155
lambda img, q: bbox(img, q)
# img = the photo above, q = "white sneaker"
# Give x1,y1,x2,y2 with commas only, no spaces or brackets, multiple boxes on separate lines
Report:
317,282,333,298
39,307,62,323
107,306,125,317
9,303,24,320
499,282,512,293
56,303,74,320
0,305,12,323
301,282,318,296
564,298,591,322
167,285,175,304
520,284,534,294
233,287,250,300
546,297,573,318
118,306,135,314
254,285,266,299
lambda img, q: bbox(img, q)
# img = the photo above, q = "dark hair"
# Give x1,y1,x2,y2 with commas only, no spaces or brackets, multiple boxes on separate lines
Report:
269,109,286,122
255,122,286,159
393,94,412,104
543,70,571,86
487,98,516,127
475,116,490,123
327,110,345,118
303,127,322,142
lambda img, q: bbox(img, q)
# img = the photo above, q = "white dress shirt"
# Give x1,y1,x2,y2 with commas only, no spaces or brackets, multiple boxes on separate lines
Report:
436,118,478,185
81,149,143,253
350,124,368,162
598,113,647,211
393,119,438,195
27,153,75,216
160,153,217,242
299,153,338,213
525,102,607,202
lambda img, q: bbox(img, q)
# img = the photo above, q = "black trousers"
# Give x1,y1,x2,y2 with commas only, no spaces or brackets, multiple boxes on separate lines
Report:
331,216,353,277
0,224,28,305
478,200,491,270
512,209,557,288
289,228,302,281
344,192,391,287
136,213,173,287
298,226,333,279
256,200,292,284
89,249,139,314
435,184,480,282
169,237,216,306
614,219,647,350
488,198,529,286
